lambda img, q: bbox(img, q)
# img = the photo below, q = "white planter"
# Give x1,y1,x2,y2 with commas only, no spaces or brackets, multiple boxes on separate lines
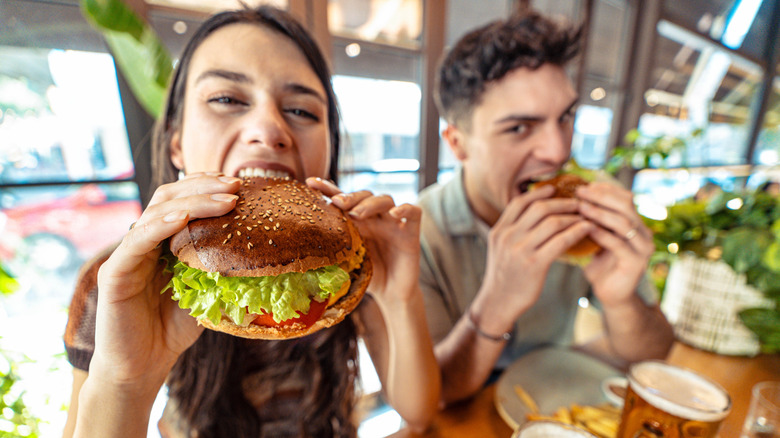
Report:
661,254,773,356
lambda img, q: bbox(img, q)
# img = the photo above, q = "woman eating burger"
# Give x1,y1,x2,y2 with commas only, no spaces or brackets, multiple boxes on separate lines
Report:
62,5,440,437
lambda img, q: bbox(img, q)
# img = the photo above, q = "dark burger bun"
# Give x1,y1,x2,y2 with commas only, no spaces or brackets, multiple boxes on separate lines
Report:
169,177,370,339
535,173,601,258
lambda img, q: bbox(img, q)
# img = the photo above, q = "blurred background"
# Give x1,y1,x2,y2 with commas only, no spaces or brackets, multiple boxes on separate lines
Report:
0,0,778,436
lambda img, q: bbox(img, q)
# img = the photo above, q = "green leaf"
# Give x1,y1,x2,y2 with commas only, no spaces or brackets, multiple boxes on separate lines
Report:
722,228,771,273
763,242,780,272
79,0,172,118
738,307,780,354
165,260,350,325
0,265,19,295
81,0,145,37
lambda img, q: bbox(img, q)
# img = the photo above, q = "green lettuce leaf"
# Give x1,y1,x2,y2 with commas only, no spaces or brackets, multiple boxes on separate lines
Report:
163,260,349,325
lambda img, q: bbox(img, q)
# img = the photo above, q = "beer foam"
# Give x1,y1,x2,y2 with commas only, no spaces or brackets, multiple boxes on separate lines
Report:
628,361,731,422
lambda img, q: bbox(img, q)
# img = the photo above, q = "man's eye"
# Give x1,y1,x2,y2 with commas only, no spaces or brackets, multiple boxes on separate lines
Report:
509,124,530,136
560,110,576,124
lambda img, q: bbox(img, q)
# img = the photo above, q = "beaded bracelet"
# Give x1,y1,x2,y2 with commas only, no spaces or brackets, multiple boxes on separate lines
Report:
465,310,512,342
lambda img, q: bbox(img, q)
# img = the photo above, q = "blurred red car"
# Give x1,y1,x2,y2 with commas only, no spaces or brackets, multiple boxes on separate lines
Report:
0,183,142,275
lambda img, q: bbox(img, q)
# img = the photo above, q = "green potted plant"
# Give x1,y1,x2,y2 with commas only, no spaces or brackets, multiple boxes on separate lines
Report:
643,188,780,354
1,264,41,437
605,128,704,176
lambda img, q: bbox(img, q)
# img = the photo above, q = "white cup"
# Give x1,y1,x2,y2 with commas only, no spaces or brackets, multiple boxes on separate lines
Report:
513,420,598,437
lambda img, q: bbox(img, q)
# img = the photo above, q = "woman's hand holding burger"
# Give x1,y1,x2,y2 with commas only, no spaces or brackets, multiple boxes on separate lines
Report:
90,173,240,390
307,177,422,304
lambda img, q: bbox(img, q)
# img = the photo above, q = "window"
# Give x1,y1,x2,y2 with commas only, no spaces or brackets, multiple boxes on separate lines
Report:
639,20,763,168
0,2,143,435
752,62,780,167
328,0,422,49
334,75,421,205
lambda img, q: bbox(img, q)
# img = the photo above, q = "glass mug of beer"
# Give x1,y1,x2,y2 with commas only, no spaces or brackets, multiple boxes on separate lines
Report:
616,360,731,438
513,420,599,437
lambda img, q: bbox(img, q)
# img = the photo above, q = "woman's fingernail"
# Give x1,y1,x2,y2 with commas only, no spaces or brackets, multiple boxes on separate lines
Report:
164,210,189,223
218,176,240,184
211,194,238,202
348,209,362,218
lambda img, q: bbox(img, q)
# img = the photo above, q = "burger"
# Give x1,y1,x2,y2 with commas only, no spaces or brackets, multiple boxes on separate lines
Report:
165,177,371,340
533,172,602,258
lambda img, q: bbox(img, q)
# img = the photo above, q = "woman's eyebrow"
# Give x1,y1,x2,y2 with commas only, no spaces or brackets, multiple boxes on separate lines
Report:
285,83,326,104
193,70,324,103
194,69,252,84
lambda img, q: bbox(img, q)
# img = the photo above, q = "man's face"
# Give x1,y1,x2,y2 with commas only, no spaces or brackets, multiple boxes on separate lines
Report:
447,64,578,226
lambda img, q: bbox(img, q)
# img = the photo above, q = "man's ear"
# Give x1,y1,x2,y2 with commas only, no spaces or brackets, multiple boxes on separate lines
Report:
442,124,468,161
170,131,184,170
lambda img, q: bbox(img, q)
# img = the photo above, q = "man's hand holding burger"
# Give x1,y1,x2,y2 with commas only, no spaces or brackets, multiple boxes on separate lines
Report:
573,180,655,306
470,181,595,334
520,172,672,363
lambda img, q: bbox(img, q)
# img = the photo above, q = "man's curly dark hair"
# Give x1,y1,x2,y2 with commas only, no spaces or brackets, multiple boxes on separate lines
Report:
435,11,582,130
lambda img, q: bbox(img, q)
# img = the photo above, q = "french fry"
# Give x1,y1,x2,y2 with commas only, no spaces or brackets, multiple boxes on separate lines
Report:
524,402,621,438
514,384,540,414
554,406,573,424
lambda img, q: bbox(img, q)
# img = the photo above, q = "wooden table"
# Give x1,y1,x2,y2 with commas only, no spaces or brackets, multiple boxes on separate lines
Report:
390,342,779,438
665,342,780,438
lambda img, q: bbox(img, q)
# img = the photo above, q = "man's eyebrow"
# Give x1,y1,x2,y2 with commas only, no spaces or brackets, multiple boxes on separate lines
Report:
194,69,252,85
493,97,580,126
561,98,580,116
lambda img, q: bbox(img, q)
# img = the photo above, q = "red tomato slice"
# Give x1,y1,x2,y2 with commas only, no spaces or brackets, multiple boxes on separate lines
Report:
251,299,328,328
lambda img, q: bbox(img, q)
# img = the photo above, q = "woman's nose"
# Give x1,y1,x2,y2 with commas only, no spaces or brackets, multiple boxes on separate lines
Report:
241,103,292,149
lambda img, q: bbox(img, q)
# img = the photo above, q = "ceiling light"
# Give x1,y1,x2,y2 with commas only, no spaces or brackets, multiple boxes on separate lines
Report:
589,87,606,101
173,21,188,35
645,92,659,107
345,43,361,58
722,0,763,49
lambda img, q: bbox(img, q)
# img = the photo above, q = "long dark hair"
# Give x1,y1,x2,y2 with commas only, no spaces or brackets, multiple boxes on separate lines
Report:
151,5,341,189
167,324,359,437
158,6,358,437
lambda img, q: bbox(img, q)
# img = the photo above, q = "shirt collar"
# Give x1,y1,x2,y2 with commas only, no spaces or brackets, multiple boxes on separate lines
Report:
441,166,483,237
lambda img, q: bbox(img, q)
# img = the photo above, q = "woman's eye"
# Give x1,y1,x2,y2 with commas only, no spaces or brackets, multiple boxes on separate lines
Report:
207,95,244,106
287,108,319,121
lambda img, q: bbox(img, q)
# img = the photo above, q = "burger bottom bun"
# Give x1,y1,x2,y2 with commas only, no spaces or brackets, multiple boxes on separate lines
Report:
565,236,601,258
198,255,373,340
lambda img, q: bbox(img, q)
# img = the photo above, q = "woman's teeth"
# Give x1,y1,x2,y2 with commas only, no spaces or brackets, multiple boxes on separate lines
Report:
238,168,291,179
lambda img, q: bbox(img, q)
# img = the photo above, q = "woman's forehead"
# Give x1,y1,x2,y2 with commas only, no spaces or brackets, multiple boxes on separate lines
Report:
188,23,321,89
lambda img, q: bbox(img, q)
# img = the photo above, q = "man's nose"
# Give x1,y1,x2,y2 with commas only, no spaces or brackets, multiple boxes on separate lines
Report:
535,123,572,164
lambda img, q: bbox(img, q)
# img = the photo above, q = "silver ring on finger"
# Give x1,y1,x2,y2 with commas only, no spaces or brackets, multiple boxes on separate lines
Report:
624,227,638,240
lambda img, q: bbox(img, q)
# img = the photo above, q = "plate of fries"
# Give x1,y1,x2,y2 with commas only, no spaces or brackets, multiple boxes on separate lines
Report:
494,346,624,436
